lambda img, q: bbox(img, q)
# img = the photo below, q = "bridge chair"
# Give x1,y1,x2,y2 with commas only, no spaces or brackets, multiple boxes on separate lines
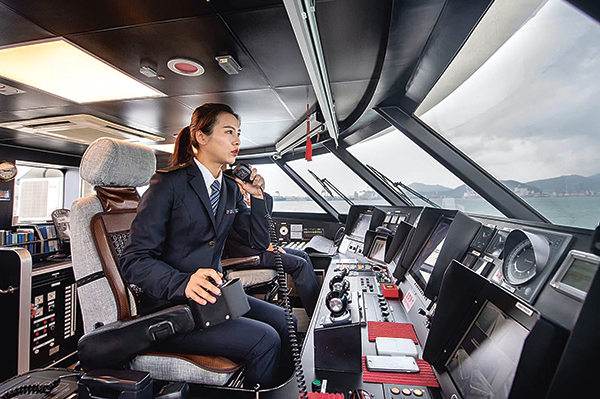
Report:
70,137,274,385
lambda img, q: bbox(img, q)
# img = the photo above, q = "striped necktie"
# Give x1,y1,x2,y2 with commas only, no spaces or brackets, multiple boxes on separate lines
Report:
210,179,221,216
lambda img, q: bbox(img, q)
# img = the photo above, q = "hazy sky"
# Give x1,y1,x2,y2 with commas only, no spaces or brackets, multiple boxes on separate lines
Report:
259,0,600,197
420,0,600,182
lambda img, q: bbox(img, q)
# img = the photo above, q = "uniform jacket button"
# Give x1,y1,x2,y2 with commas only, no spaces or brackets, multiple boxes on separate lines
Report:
208,240,216,248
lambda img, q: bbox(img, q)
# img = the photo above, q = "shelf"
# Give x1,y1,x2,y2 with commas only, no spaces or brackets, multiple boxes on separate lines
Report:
1,224,61,258
1,238,59,247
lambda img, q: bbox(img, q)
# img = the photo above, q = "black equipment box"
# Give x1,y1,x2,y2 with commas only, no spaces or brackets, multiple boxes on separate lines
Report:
189,278,250,329
314,291,363,373
79,369,152,399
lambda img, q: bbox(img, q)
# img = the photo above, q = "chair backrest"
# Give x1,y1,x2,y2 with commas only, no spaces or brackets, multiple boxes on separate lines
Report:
71,138,156,333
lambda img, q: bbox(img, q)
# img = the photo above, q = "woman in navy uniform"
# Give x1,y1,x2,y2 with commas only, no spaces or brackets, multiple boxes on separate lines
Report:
120,103,294,388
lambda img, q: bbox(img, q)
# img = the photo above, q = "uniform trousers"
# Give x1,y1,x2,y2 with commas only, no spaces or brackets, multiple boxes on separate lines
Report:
154,295,296,389
260,247,319,317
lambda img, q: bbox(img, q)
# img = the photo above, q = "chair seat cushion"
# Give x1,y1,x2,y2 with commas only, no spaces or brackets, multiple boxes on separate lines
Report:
130,352,239,385
226,269,277,288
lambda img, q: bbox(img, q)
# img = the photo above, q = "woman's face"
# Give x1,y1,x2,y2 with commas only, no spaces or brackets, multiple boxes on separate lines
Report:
197,112,241,165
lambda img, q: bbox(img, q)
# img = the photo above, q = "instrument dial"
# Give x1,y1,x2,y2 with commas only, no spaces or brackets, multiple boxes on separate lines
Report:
503,239,537,285
279,225,289,236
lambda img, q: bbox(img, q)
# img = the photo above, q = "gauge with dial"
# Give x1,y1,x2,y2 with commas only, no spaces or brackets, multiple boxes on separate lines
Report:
503,239,537,285
501,229,550,287
279,225,289,236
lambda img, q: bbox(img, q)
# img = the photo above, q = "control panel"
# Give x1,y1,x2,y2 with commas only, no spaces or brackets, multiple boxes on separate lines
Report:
275,221,326,246
383,384,432,399
29,263,81,370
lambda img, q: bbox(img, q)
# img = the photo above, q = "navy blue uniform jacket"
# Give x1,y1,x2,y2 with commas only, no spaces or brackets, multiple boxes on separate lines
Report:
120,162,273,302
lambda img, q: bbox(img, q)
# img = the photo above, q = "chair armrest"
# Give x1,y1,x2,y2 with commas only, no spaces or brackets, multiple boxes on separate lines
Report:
78,304,195,371
221,256,260,270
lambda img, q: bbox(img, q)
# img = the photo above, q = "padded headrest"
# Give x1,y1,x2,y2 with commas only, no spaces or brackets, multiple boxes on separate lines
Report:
80,138,156,187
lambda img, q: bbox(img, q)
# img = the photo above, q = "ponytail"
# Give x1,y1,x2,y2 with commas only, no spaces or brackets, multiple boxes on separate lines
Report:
170,126,194,167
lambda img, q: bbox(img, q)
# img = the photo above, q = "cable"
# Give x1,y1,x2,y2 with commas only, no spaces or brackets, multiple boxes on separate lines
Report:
262,190,308,399
0,373,80,399
229,163,308,397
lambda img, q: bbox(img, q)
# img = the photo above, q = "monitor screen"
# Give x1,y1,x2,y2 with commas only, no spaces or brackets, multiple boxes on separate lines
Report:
409,218,452,290
560,257,598,294
446,301,529,399
350,213,372,239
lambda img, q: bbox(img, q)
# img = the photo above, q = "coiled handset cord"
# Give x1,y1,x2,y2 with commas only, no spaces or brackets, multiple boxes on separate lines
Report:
260,188,308,399
0,373,81,399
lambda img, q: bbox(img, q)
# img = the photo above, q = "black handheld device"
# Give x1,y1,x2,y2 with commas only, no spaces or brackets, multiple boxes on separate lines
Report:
188,278,250,329
232,162,253,183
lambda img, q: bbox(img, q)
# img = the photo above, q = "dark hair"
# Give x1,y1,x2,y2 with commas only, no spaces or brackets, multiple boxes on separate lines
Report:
170,103,239,167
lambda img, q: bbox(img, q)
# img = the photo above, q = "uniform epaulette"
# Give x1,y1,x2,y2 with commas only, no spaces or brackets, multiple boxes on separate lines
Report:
157,160,192,173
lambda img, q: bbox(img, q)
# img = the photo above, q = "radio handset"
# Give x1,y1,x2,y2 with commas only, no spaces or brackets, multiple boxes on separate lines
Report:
231,162,253,183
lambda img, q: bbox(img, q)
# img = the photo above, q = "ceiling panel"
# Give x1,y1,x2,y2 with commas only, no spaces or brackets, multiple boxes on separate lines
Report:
66,16,270,97
0,0,285,36
317,0,391,83
275,86,317,121
0,78,73,112
0,127,88,155
0,2,54,46
223,6,311,88
238,120,296,149
331,80,374,120
0,0,213,36
87,97,193,134
175,89,293,123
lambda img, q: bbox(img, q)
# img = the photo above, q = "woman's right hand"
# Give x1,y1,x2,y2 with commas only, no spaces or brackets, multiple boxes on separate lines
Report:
185,268,223,305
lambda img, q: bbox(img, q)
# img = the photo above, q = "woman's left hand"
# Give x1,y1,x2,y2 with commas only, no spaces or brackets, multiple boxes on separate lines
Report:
235,165,265,199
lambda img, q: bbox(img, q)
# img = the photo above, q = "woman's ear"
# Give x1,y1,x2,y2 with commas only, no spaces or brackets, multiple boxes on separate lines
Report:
196,130,208,146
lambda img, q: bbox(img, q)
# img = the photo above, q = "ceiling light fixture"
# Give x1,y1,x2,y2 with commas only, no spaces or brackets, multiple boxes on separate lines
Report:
167,58,204,76
0,39,165,103
215,55,241,75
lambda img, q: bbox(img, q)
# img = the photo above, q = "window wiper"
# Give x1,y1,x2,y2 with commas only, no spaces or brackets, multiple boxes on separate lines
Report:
366,165,440,208
308,170,355,207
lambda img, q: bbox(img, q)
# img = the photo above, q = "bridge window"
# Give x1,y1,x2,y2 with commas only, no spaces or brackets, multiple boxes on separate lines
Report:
417,0,600,229
13,162,64,224
288,152,389,214
255,162,324,213
348,127,504,217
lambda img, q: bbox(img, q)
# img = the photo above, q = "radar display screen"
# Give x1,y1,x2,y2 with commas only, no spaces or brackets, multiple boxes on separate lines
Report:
446,301,529,399
409,218,452,290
